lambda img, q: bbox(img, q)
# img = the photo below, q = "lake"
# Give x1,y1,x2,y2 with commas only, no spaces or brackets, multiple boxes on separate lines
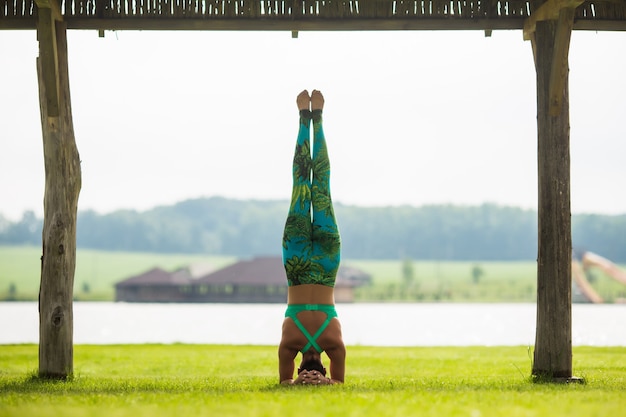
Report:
1,302,625,346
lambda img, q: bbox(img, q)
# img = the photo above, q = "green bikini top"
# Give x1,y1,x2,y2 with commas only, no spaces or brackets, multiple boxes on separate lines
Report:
285,304,338,353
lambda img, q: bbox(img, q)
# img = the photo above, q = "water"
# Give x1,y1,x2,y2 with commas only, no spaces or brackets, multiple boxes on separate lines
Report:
1,302,625,346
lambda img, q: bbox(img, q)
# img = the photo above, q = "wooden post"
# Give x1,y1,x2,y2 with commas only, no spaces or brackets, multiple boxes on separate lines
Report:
36,0,82,379
526,0,582,382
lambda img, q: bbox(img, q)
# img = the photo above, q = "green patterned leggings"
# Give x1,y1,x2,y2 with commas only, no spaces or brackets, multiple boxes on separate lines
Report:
282,109,341,287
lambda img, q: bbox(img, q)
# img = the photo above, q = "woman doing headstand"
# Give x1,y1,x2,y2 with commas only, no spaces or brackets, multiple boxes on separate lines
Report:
278,90,346,385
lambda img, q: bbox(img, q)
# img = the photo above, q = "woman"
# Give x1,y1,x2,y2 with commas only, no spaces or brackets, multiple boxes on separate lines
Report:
278,90,346,385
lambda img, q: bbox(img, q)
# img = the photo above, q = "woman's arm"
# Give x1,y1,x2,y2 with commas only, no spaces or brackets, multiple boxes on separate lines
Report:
278,343,299,384
325,342,346,384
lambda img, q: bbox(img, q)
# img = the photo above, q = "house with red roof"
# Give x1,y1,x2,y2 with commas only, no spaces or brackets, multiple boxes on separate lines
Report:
115,267,194,302
115,257,370,303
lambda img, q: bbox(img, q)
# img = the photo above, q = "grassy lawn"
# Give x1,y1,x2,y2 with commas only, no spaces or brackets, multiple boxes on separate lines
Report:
0,345,624,417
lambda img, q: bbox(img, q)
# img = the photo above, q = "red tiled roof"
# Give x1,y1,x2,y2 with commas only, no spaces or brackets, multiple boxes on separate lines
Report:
196,256,286,286
115,258,370,288
115,267,192,287
196,256,368,287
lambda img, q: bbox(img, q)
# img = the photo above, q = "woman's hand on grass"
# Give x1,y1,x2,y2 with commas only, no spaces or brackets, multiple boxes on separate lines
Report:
281,370,309,385
282,370,336,385
301,370,332,385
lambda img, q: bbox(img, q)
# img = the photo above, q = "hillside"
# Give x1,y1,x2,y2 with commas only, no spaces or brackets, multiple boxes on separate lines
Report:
1,197,625,261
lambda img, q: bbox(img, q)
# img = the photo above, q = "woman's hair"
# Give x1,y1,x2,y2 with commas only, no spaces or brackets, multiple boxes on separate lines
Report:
298,359,326,376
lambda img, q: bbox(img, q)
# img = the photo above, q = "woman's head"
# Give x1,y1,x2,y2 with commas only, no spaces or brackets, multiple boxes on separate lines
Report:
298,358,326,376
298,350,327,376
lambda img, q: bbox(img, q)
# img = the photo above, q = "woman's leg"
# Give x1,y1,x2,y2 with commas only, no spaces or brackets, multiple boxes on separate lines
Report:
282,93,314,286
310,91,341,286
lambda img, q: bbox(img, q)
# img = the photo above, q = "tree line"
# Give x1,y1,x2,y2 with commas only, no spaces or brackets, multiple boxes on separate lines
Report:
1,197,625,261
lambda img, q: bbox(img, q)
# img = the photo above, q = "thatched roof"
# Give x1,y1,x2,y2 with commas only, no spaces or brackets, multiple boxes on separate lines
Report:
1,0,625,31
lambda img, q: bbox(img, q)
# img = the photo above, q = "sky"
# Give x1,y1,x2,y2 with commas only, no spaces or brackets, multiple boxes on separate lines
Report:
0,28,625,221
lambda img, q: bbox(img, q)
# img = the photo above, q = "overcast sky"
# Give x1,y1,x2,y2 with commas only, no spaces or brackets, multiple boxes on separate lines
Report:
0,29,624,221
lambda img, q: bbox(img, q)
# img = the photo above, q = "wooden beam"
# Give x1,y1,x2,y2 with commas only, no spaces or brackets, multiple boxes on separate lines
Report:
37,7,60,117
523,0,584,41
532,16,575,381
60,17,527,31
35,0,63,22
37,20,81,379
7,17,626,33
525,0,579,116
549,7,575,116
36,0,63,117
573,19,626,31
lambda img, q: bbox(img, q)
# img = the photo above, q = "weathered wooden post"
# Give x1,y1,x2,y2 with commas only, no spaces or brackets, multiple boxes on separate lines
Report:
524,0,583,382
36,0,82,379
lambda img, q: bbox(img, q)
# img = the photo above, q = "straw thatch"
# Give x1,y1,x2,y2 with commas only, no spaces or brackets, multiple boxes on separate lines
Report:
1,0,625,31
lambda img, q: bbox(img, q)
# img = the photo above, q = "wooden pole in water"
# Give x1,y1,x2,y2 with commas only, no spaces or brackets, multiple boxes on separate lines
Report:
36,0,82,379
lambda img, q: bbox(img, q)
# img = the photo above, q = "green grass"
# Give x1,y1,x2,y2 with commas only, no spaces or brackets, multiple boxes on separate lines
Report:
350,259,626,302
350,259,539,301
2,245,626,302
0,245,235,300
1,345,625,417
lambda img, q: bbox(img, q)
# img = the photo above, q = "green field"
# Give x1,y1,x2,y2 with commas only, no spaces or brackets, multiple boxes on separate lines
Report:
349,259,540,302
1,345,624,417
1,245,625,302
0,245,235,301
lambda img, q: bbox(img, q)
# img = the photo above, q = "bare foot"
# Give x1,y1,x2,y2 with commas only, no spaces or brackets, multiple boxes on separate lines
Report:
297,90,310,111
311,90,324,111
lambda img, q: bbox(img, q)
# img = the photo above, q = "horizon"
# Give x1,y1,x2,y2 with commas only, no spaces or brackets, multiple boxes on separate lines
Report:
2,194,624,221
1,30,625,221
